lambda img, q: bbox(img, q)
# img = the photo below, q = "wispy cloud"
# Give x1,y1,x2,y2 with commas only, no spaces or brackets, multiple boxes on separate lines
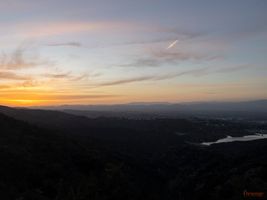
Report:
49,94,117,100
117,58,162,68
0,71,30,80
151,50,208,61
47,42,82,47
0,92,118,103
0,84,11,89
42,71,90,82
0,79,41,90
215,64,250,73
0,47,36,70
15,21,140,38
117,50,212,68
99,76,155,86
20,80,40,87
99,67,209,86
43,72,72,79
99,64,251,87
109,29,201,47
18,22,101,38
0,45,53,70
70,72,90,81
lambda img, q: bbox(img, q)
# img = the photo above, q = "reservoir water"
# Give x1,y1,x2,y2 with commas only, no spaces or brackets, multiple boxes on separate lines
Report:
202,134,267,146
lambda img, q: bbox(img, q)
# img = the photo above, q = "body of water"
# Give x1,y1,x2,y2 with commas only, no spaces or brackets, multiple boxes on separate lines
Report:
202,134,267,146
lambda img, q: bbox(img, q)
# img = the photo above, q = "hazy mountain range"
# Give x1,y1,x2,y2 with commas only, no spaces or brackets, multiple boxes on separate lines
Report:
32,99,267,112
28,100,267,120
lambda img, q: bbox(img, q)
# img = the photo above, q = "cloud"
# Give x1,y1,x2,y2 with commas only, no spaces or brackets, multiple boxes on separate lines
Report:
215,64,250,73
99,64,250,87
150,50,213,67
0,93,117,101
117,50,211,68
15,21,139,38
114,30,217,69
42,71,90,82
19,22,101,38
0,47,35,69
0,45,53,70
49,94,117,100
19,80,39,87
96,27,203,50
117,58,162,68
70,73,90,81
0,85,11,89
99,67,210,86
0,71,30,80
110,32,198,47
0,92,118,104
0,79,41,90
47,42,82,47
99,76,155,86
44,72,72,79
151,50,208,61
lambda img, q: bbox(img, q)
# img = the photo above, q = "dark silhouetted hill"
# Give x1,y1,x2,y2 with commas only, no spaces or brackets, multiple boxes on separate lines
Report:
0,106,267,199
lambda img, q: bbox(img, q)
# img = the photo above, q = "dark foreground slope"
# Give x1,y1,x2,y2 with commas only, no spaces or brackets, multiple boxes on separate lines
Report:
0,106,267,199
0,112,166,200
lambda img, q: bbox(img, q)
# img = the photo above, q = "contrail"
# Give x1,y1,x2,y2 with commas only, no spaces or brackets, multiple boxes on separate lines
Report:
166,40,178,49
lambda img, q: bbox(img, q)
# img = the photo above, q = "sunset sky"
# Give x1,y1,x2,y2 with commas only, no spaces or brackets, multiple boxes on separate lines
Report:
0,0,267,106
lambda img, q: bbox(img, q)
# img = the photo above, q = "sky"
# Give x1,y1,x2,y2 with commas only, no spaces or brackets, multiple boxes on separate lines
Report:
0,0,266,106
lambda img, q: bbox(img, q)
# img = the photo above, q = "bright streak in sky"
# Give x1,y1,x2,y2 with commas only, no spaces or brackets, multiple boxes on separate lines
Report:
166,40,178,49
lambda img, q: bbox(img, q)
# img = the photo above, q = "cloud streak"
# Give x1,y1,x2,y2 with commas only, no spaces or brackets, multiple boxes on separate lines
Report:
99,64,251,87
117,50,212,68
99,76,154,86
47,42,82,47
43,72,72,79
0,71,30,80
14,21,141,38
107,29,201,48
99,67,209,86
0,94,118,101
42,71,90,82
0,45,53,70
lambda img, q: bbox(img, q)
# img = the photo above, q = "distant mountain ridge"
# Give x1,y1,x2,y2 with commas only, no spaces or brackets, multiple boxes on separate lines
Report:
31,99,267,112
